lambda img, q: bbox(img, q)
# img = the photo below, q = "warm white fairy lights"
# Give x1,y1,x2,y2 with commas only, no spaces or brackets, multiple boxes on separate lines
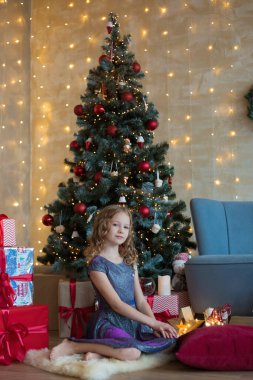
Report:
166,0,244,206
0,0,31,246
0,1,251,262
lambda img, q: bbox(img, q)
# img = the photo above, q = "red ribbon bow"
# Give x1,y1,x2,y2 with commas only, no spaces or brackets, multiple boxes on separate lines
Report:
0,273,16,307
0,214,8,221
0,309,28,365
147,295,173,323
59,279,95,339
0,214,9,246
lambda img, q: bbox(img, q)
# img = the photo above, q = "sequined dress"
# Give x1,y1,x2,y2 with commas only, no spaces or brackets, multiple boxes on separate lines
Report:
71,255,176,353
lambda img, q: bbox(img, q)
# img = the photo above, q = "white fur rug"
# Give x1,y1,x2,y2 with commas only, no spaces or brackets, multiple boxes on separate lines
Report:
24,348,175,380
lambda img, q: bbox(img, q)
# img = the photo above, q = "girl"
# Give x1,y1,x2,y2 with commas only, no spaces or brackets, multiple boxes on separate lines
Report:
50,205,177,361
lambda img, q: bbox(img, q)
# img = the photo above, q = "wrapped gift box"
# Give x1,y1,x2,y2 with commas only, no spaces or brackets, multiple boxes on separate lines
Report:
0,247,34,307
0,214,16,247
58,279,95,338
0,304,48,365
175,290,191,311
145,291,190,319
146,294,179,318
34,270,66,331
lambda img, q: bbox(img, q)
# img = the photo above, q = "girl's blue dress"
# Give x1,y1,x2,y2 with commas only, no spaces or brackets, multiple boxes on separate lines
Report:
71,255,176,353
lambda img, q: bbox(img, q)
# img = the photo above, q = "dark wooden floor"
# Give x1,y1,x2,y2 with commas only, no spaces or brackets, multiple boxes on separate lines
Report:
3,328,253,380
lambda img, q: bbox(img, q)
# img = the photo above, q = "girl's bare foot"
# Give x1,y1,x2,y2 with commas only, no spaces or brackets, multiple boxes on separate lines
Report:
82,352,103,361
50,339,76,360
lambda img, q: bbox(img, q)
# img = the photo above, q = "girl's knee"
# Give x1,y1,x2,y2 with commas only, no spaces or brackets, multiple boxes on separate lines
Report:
118,347,141,361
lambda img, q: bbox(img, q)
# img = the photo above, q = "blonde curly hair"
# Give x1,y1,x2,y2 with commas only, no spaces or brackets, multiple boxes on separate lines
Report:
84,204,138,267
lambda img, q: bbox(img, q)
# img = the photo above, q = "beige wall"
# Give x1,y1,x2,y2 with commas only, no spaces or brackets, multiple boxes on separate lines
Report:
1,1,253,261
0,0,31,246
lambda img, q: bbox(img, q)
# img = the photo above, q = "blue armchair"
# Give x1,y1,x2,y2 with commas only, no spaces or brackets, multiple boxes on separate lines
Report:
185,198,253,316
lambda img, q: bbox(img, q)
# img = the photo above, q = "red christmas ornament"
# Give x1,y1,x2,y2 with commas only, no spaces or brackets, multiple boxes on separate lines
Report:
70,140,80,150
94,171,103,183
94,104,105,114
121,91,133,102
73,165,85,177
168,176,172,185
99,54,111,65
106,124,118,136
138,161,150,172
73,203,87,214
167,211,172,217
132,62,141,73
42,214,54,226
139,205,150,218
146,119,159,131
85,137,92,150
107,21,113,34
74,104,84,116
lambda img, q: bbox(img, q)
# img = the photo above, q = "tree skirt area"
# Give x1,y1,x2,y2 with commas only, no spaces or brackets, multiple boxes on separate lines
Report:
24,348,175,380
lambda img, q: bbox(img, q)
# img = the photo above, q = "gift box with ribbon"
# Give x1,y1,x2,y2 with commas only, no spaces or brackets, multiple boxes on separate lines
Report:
0,247,34,307
58,279,95,338
146,294,178,321
146,291,191,321
0,214,16,247
175,290,191,311
0,304,48,365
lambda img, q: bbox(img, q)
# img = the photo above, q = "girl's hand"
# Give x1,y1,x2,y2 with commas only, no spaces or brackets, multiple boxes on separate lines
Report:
152,320,178,339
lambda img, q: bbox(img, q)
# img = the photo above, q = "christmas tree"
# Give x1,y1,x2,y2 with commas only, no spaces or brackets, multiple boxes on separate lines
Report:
38,13,196,279
245,86,253,121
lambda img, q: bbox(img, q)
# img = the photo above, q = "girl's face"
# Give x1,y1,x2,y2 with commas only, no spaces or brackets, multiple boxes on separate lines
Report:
105,212,130,246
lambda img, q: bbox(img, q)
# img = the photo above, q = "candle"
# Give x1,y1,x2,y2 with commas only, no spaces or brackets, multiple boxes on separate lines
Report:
158,275,171,296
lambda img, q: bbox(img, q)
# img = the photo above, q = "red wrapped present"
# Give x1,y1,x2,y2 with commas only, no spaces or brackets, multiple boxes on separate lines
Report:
0,247,34,307
58,279,95,338
0,214,16,247
146,294,179,320
0,304,48,365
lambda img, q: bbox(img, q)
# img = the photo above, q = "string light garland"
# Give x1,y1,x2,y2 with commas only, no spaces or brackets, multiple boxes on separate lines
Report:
0,1,251,263
0,0,31,246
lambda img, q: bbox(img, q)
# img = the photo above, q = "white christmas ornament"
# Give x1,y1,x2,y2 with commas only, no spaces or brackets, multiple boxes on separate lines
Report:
110,162,118,177
118,196,126,203
71,230,79,239
118,79,126,88
73,175,80,183
55,225,65,234
87,211,96,223
151,223,161,234
155,179,163,188
155,169,163,187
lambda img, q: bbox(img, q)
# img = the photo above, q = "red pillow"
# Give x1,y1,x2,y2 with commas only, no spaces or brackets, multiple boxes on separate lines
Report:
176,324,253,370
